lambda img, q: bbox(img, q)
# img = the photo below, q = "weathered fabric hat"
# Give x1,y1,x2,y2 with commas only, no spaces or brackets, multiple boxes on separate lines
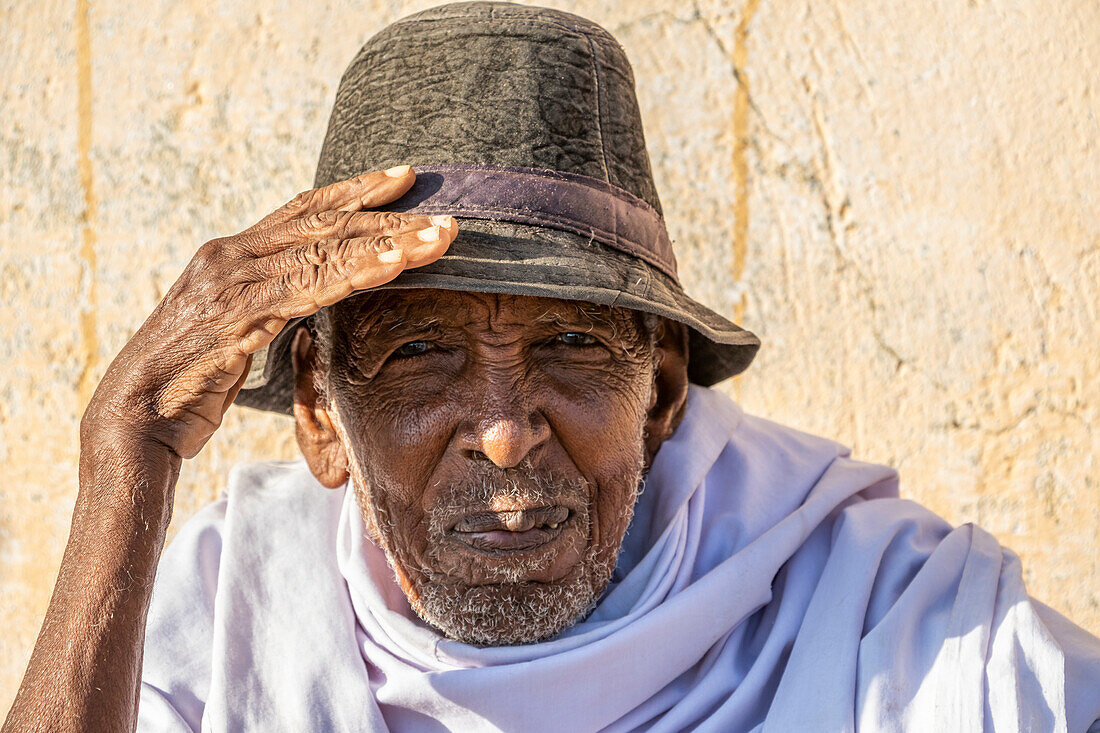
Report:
236,0,759,414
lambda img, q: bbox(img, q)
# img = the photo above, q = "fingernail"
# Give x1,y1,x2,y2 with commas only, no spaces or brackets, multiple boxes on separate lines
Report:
417,225,441,242
378,250,404,264
430,215,453,228
384,165,412,178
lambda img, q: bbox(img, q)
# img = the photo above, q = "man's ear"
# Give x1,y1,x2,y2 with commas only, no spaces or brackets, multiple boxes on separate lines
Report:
291,325,349,489
644,319,690,466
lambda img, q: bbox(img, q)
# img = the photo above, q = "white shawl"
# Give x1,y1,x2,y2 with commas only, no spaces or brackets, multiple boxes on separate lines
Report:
139,385,1100,731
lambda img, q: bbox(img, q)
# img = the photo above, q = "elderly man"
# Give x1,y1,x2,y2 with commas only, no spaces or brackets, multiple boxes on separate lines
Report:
6,2,1100,731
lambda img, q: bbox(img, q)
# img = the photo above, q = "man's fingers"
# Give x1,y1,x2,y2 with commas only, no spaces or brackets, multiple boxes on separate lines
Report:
261,249,409,321
245,215,456,279
245,210,452,257
221,353,253,414
328,165,416,212
253,220,456,321
178,212,456,379
250,165,417,231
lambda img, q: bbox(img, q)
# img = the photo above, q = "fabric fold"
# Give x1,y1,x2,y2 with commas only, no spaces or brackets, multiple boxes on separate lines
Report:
139,386,1097,732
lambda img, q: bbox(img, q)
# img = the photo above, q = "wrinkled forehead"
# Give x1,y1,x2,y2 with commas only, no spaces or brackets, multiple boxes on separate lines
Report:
329,288,645,335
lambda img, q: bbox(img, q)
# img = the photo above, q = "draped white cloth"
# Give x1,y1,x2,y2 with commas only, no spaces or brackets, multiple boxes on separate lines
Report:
139,385,1100,732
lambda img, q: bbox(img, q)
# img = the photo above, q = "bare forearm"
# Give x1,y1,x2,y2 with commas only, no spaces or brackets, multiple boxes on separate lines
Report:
3,438,180,733
3,165,440,731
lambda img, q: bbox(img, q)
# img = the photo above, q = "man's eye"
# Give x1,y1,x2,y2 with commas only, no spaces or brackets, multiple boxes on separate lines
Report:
556,332,597,346
394,340,433,358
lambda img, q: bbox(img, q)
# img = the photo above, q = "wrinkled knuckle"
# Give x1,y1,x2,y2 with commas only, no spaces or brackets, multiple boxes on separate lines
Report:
298,240,329,267
300,211,327,233
330,209,355,230
193,239,224,269
229,229,263,257
292,265,323,294
301,209,343,234
376,211,403,230
178,242,228,294
286,189,315,213
334,237,358,261
217,234,251,259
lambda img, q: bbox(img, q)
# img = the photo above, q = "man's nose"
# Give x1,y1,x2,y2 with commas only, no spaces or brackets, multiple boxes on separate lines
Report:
464,411,551,468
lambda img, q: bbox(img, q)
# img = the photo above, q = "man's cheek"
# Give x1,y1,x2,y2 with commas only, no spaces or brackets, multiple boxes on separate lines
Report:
353,472,432,586
340,394,451,499
590,409,649,555
555,400,648,483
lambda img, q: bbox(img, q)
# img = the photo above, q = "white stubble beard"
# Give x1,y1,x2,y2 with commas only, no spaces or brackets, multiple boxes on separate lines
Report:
329,401,648,646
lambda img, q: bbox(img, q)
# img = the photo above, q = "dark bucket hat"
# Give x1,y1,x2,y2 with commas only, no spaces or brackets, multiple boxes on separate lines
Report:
235,0,759,414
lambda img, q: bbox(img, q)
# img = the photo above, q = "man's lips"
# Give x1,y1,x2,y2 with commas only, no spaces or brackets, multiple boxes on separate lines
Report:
450,506,572,552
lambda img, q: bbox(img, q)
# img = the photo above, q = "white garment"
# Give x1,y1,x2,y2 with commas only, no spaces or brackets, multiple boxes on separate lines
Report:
138,386,1100,731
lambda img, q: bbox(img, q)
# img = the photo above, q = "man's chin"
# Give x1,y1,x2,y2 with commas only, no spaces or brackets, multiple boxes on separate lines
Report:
411,556,615,646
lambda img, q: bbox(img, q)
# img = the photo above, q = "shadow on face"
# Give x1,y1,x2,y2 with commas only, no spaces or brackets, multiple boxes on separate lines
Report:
291,288,688,644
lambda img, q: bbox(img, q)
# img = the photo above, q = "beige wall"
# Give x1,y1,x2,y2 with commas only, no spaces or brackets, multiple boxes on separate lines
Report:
2,0,1097,711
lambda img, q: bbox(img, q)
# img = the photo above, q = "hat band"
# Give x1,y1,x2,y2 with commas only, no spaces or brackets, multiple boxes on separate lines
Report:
380,163,679,281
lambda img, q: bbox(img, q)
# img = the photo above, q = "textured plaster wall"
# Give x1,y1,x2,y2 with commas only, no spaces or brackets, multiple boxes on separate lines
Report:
2,0,1097,711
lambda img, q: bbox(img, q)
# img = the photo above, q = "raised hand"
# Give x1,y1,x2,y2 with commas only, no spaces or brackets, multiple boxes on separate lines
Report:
84,165,456,459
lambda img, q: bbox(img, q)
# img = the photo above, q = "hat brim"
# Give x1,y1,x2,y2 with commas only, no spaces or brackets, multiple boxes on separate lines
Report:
234,217,759,415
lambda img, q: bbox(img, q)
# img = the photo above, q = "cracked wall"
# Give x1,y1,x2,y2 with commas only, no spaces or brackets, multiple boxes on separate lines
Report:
2,0,1097,711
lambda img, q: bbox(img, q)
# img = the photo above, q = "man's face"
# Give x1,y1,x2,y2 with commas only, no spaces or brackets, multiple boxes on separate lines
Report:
298,289,679,645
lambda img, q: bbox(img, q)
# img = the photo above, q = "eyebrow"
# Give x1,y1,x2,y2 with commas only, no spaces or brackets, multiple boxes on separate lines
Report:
342,305,444,338
532,304,632,338
382,313,444,334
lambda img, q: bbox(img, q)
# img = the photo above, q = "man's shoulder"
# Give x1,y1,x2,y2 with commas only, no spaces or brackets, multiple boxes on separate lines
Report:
142,458,350,729
221,457,323,500
157,459,328,554
679,385,901,510
161,458,346,577
685,385,875,474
